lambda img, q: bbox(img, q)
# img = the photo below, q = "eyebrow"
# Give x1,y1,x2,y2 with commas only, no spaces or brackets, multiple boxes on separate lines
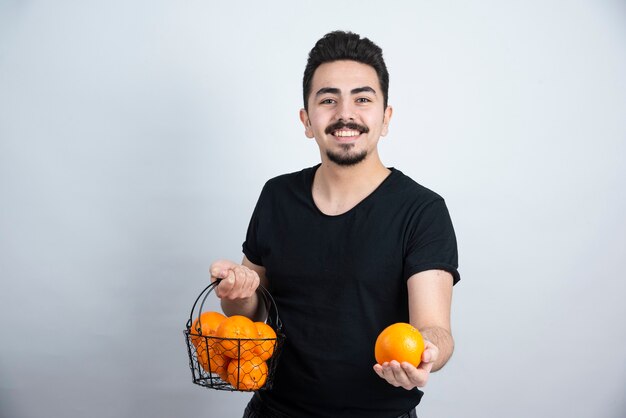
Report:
351,86,377,95
315,86,377,96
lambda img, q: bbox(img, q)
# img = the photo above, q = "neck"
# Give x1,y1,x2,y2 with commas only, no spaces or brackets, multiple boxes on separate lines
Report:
312,154,391,215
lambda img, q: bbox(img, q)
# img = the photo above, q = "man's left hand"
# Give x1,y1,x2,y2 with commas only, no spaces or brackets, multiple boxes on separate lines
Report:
373,340,439,390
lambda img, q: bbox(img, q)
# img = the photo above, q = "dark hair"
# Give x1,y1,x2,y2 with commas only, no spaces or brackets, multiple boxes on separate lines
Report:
302,30,389,111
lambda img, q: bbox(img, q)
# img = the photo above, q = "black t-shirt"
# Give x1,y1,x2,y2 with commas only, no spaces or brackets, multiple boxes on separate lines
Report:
243,165,460,418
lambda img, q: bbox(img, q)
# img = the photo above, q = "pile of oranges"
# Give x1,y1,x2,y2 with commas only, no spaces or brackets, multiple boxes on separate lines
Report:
189,311,277,391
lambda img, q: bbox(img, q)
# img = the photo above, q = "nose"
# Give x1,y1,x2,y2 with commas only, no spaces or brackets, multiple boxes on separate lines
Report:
335,99,356,121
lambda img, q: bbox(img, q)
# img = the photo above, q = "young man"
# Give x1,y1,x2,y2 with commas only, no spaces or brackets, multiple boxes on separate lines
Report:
210,31,460,418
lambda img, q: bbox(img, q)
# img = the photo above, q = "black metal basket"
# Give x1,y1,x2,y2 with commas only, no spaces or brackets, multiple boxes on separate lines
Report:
184,281,285,392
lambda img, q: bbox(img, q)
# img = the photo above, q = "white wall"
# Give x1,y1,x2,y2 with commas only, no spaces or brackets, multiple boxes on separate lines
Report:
1,1,625,417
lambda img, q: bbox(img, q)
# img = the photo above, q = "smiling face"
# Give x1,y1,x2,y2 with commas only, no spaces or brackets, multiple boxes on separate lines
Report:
300,60,393,167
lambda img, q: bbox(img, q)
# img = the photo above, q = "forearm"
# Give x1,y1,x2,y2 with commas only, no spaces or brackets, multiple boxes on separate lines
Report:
220,293,266,321
420,326,454,372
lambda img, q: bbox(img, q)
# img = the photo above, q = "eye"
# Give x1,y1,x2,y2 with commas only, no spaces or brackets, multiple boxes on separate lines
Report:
320,98,336,105
356,97,372,103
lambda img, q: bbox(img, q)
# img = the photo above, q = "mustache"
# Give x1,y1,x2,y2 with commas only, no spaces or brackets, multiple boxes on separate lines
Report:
324,121,369,135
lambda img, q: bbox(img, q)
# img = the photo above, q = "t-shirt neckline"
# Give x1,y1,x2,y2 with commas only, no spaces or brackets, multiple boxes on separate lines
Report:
306,164,398,218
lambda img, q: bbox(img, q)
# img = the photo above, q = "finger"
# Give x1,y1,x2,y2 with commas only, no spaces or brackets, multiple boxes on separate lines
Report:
240,268,254,297
380,361,405,388
388,361,413,390
237,266,259,298
402,362,431,388
240,266,254,297
379,363,401,387
215,269,236,298
230,266,249,298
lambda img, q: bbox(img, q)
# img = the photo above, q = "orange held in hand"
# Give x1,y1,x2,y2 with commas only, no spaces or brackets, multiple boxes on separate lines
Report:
374,322,425,367
227,356,268,391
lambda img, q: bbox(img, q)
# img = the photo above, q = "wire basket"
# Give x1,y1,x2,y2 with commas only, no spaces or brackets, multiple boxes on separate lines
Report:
184,280,285,392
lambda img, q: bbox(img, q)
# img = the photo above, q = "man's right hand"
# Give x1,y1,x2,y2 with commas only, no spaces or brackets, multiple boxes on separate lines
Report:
209,260,260,301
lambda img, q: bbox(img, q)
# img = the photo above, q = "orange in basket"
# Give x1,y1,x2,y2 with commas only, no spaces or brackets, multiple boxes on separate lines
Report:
189,311,226,348
227,356,268,391
252,322,277,361
197,345,230,381
184,280,285,392
215,315,258,359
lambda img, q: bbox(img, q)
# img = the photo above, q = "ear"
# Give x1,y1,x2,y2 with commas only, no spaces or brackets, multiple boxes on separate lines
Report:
380,105,393,137
299,108,314,138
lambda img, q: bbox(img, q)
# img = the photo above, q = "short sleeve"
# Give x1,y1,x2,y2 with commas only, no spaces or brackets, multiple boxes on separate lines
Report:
403,198,460,284
241,187,266,267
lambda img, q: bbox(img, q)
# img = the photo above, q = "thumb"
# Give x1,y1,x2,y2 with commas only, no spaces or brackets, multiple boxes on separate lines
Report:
421,341,439,364
422,349,432,363
209,260,237,280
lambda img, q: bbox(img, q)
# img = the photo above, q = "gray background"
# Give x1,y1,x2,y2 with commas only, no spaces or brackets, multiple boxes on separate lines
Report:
1,1,625,417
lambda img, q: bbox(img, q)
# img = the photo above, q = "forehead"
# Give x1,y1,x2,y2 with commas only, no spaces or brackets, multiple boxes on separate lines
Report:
310,60,381,93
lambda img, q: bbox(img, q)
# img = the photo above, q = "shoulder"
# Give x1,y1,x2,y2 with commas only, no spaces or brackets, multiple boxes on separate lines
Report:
264,165,317,190
256,165,318,204
385,168,445,207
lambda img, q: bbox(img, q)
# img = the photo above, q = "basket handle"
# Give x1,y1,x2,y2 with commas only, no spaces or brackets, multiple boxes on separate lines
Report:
257,282,283,331
186,279,283,333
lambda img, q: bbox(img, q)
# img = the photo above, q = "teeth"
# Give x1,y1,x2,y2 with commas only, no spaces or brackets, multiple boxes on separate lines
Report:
334,130,360,137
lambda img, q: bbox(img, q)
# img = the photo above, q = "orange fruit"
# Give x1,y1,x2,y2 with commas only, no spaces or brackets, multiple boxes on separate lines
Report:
197,344,230,381
189,311,226,349
226,356,268,390
374,322,425,367
252,322,277,361
215,315,258,359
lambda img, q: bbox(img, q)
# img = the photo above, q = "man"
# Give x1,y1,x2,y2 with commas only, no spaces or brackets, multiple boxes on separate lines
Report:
210,30,460,418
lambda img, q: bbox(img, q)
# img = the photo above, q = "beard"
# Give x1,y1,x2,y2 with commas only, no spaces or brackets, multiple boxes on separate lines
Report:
326,144,368,166
323,120,370,166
